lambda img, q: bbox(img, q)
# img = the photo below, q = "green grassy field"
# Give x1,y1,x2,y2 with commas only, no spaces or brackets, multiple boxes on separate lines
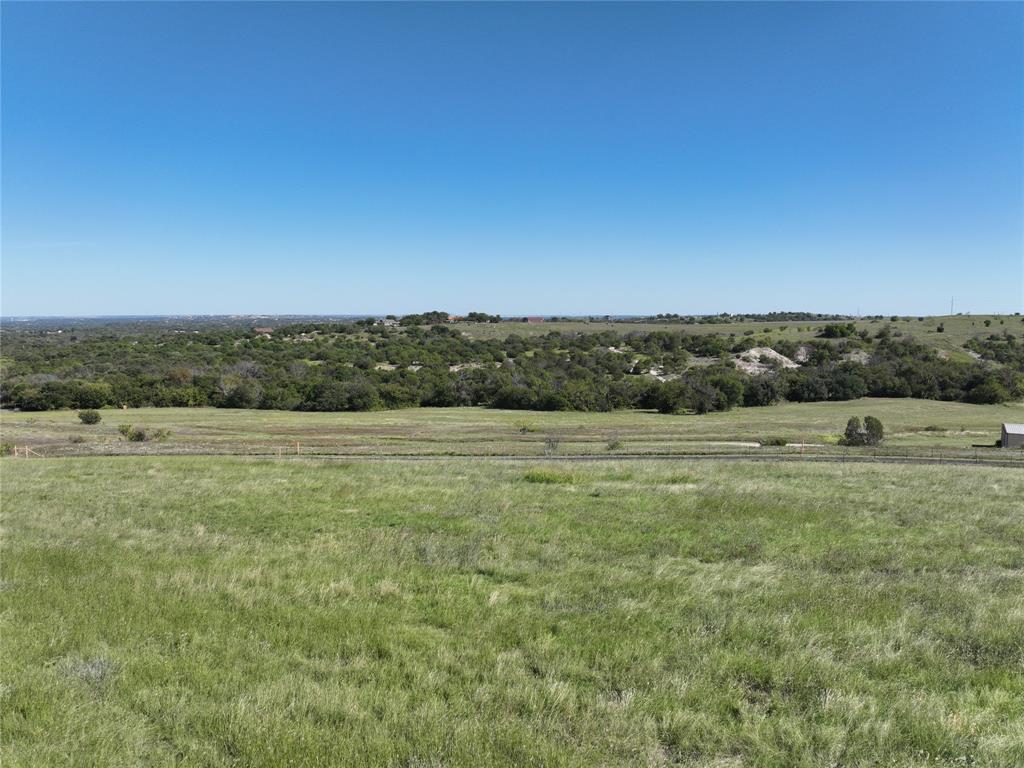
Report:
3,398,1023,459
2,456,1022,766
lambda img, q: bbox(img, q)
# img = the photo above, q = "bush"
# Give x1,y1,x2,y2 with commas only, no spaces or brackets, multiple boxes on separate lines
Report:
840,417,865,446
840,415,884,446
119,424,148,442
863,415,884,445
760,436,787,446
820,323,857,339
0,442,12,456
78,409,102,425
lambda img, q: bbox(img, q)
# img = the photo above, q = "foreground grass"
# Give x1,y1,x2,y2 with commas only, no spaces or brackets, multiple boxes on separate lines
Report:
3,398,1023,458
2,457,1023,766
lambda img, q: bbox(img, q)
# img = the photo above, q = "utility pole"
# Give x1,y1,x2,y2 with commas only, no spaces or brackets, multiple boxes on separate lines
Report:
950,297,954,316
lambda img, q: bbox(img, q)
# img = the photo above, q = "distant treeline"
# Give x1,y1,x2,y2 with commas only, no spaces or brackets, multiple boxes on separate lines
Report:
1,322,1020,414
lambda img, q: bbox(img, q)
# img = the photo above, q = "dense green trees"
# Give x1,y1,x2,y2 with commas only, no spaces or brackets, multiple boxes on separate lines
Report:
2,320,1020,415
464,312,501,323
399,311,450,326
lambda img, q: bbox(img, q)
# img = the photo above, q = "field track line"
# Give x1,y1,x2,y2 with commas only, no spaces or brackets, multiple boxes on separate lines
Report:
18,453,1024,468
286,453,1024,468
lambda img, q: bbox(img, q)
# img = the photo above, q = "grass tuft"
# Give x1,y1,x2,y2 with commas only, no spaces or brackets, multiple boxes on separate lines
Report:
522,468,576,484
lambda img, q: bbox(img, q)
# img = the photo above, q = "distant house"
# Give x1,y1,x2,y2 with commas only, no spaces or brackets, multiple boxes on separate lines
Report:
253,327,274,337
376,318,399,327
524,316,544,324
447,315,464,323
1001,423,1024,448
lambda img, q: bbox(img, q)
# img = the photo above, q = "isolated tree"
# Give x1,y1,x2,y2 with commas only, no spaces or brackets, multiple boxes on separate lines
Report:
842,417,865,446
863,416,884,445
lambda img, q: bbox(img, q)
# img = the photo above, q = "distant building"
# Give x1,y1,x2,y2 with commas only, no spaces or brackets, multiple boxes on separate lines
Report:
1001,423,1024,448
524,316,544,324
447,315,464,323
376,318,399,327
253,327,274,336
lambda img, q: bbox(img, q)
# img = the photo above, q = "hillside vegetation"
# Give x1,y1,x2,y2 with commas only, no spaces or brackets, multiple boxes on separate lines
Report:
2,314,1022,415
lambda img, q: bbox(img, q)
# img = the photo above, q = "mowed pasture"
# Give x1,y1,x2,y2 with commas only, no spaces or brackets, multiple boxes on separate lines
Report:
2,457,1023,766
3,398,1023,459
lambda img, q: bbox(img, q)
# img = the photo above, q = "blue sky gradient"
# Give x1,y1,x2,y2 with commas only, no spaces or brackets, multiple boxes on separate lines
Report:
2,2,1022,316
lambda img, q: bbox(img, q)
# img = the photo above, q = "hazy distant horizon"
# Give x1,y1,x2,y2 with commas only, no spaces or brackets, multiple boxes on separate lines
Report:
2,309,1017,324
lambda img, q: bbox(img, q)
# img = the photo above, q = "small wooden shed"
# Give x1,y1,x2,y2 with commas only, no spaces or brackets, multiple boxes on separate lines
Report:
1001,423,1024,448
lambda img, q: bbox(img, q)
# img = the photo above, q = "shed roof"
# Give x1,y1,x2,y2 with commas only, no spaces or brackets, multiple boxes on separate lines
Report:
1002,423,1024,434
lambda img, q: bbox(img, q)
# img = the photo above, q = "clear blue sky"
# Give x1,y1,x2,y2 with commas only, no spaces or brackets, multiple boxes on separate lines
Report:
2,1,1022,317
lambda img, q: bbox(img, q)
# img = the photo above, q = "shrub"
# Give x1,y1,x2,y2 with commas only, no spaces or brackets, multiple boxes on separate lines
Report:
863,416,884,445
0,442,12,456
840,417,865,446
119,424,148,442
820,323,856,339
760,436,787,446
840,416,884,446
78,409,102,425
